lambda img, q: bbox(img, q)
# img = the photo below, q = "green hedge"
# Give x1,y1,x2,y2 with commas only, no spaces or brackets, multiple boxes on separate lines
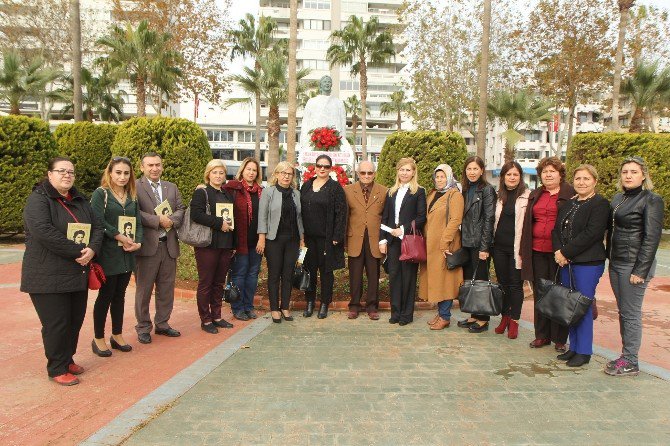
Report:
568,133,670,227
111,117,212,201
54,122,117,197
377,131,468,190
0,115,58,233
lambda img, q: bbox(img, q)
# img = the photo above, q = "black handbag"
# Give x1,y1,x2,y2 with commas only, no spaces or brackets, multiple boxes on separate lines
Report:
222,271,241,304
535,265,592,327
457,263,503,316
292,263,311,291
446,248,469,270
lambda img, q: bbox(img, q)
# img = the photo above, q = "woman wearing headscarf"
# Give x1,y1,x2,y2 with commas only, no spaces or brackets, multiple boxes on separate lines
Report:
420,164,464,330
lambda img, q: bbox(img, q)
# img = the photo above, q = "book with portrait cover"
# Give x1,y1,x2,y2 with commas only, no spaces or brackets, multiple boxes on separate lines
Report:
118,216,136,246
67,223,91,246
154,199,173,232
215,203,234,229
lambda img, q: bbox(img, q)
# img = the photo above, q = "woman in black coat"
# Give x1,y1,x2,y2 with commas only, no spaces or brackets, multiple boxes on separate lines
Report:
457,156,496,333
21,157,103,386
300,154,347,319
379,157,427,326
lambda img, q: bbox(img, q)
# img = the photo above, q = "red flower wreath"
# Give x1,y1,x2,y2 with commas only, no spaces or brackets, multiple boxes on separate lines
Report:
308,126,342,151
302,164,349,186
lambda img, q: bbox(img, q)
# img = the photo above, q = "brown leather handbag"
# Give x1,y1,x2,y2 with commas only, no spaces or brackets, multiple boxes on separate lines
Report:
399,221,427,263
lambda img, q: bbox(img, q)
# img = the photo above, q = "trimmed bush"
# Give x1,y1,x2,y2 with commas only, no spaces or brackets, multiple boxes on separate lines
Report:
377,131,468,190
568,133,670,228
0,115,58,234
54,122,117,197
111,117,212,200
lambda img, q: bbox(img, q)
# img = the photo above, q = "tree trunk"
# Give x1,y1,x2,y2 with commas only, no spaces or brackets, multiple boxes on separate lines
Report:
629,106,644,133
476,0,492,160
611,5,631,131
351,115,358,182
286,0,298,164
566,103,577,150
10,99,20,115
504,141,514,164
397,109,401,131
254,60,262,162
267,106,281,175
70,0,83,122
359,56,369,161
136,77,146,117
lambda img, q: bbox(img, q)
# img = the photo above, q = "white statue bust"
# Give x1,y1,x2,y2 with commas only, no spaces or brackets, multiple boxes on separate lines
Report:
300,75,350,150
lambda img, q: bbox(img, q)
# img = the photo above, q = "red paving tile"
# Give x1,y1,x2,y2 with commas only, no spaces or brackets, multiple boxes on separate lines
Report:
0,259,257,446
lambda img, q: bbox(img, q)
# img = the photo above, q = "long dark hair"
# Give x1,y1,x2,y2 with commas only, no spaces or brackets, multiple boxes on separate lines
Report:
498,161,527,205
461,156,488,194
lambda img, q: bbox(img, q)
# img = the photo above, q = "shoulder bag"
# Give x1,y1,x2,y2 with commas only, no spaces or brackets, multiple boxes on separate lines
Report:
457,262,503,316
177,188,213,247
535,265,592,327
399,220,427,263
440,191,468,270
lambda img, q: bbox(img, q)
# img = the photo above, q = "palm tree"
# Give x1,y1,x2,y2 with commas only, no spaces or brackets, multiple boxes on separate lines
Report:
70,0,83,121
380,89,412,130
61,67,126,122
622,61,670,133
287,0,298,165
487,90,552,163
611,0,636,131
150,54,183,116
96,20,180,117
231,14,279,161
344,94,369,179
476,0,492,159
327,15,395,161
0,50,62,115
231,54,310,173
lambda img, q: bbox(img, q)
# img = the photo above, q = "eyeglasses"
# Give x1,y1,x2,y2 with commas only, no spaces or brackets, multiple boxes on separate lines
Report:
112,156,131,163
359,171,374,176
316,164,332,170
622,156,645,166
51,169,76,177
279,171,294,177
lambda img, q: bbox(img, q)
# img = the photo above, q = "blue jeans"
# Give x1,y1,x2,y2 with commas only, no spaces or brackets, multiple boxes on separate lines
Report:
230,251,262,313
438,300,453,320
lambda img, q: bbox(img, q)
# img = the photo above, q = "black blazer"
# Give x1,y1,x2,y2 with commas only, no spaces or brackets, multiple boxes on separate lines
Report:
380,186,427,244
190,184,235,249
552,194,609,264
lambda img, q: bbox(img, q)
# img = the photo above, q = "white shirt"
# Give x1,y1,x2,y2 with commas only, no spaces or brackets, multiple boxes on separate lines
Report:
150,179,163,203
380,185,409,245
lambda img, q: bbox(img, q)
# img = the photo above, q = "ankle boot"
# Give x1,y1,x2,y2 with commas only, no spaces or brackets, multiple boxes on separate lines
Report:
495,315,510,334
303,300,315,317
317,303,329,319
507,320,519,339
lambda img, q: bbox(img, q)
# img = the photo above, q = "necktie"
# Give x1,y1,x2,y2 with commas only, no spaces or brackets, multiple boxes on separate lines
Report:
152,182,167,238
362,186,369,204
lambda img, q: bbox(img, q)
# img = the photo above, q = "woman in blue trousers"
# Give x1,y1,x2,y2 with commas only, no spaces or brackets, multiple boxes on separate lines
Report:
552,164,610,367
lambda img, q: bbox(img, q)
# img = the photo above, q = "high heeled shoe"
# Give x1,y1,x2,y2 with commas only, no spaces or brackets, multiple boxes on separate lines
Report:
281,311,294,321
317,303,329,319
303,300,315,317
110,336,132,352
495,315,510,334
92,340,112,357
271,311,281,323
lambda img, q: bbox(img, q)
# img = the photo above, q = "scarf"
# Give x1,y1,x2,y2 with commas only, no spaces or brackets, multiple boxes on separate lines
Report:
242,182,262,223
433,163,460,193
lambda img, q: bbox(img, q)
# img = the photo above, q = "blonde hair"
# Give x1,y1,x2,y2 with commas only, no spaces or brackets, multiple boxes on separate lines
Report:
101,157,137,200
573,164,599,182
618,156,654,191
388,157,420,196
235,157,262,185
268,161,296,187
203,159,227,184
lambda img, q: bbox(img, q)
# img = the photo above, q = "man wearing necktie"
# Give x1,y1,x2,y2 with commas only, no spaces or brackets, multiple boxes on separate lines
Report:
134,153,186,344
343,161,388,320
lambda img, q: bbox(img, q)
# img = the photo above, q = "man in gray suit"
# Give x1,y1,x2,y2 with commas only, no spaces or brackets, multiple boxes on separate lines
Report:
134,153,186,344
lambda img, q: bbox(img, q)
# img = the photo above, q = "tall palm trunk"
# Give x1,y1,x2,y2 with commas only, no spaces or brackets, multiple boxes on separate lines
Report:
267,105,281,174
359,56,369,161
10,99,20,115
136,77,146,117
254,61,262,162
396,109,401,131
286,0,298,164
611,2,633,131
476,0,492,160
629,106,644,133
351,115,359,181
70,0,83,122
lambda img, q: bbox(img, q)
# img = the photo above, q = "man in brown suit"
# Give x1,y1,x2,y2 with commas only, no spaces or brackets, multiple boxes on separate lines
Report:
134,153,186,344
344,161,388,320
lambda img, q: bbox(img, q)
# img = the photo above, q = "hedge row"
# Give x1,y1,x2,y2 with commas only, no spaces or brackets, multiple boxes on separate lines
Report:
568,133,670,228
377,131,468,191
0,115,211,234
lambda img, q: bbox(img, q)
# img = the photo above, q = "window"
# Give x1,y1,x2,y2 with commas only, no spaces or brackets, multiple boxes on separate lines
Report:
302,59,330,70
304,0,330,9
523,130,542,142
303,19,331,30
517,151,541,160
237,149,255,161
212,149,234,160
239,131,256,143
340,80,360,90
206,130,233,142
301,39,330,50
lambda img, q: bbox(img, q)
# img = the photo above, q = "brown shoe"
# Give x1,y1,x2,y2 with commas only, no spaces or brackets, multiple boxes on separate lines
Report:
529,338,551,348
430,317,450,330
554,343,567,353
427,314,440,325
368,311,380,320
347,311,359,319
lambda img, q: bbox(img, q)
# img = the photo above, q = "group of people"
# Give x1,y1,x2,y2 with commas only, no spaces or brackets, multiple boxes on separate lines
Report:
21,151,663,386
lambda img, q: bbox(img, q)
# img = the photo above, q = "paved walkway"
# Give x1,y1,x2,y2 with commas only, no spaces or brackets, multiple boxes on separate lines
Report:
121,313,670,445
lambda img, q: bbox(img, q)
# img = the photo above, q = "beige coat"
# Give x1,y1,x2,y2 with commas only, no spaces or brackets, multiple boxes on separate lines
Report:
493,189,530,270
344,182,388,258
419,189,464,302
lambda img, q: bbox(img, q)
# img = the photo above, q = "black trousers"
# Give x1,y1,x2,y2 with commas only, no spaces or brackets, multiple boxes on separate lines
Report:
265,234,299,311
30,291,88,377
387,238,418,323
348,230,381,312
462,246,491,322
492,249,524,320
93,272,132,338
304,236,335,305
532,251,568,343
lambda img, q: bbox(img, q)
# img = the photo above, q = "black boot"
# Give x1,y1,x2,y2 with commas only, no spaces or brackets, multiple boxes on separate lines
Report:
317,303,329,319
303,300,315,317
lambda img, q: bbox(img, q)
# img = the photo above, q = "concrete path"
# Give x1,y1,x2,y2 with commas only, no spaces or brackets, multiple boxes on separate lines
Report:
122,312,670,445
